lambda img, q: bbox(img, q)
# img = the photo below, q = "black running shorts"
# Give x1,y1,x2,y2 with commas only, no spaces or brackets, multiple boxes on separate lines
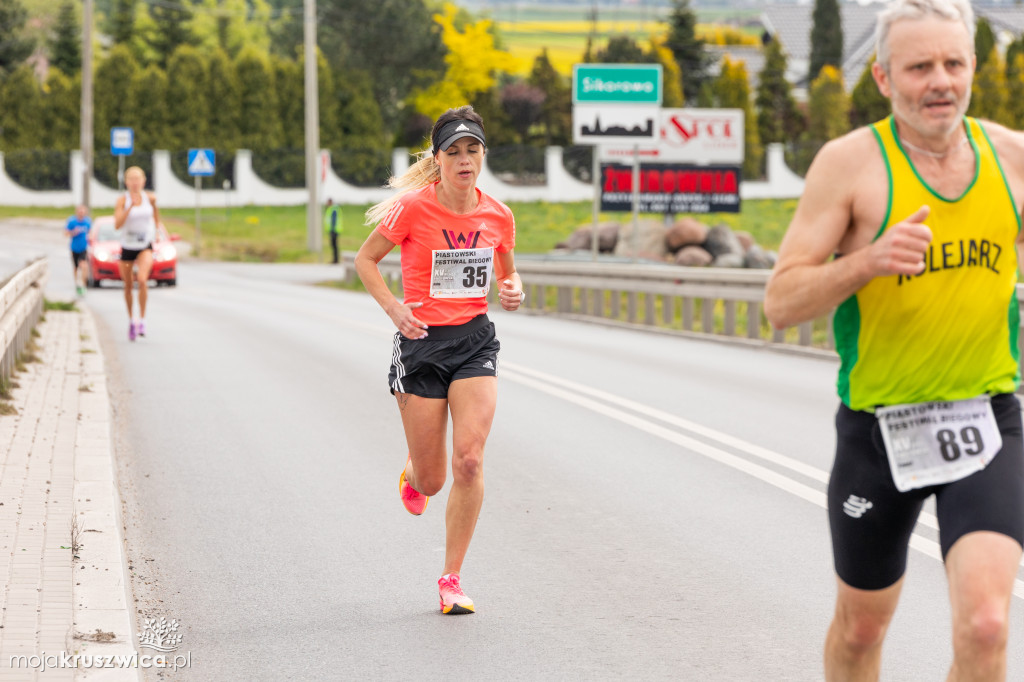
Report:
388,314,500,399
120,244,152,262
71,250,87,268
828,393,1024,590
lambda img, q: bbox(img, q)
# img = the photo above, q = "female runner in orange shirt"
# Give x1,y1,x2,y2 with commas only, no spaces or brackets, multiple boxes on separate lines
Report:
356,105,523,614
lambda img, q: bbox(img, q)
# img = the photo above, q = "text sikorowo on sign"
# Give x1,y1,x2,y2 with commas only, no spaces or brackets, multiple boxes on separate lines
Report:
600,163,742,214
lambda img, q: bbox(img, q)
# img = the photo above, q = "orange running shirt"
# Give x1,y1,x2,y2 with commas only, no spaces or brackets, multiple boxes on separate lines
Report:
376,182,516,326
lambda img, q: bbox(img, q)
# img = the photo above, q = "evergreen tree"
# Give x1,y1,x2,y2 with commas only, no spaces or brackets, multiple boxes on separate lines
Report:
107,0,135,48
50,0,81,75
206,48,241,152
191,0,271,58
582,36,594,64
650,37,685,108
41,68,79,150
0,0,34,73
849,58,890,128
133,64,168,152
166,45,209,150
315,50,341,151
595,35,646,63
1006,37,1024,79
331,65,386,185
149,1,195,69
93,45,141,151
273,55,303,150
714,56,762,180
0,64,42,150
809,0,843,83
336,67,383,144
1007,53,1024,130
755,38,804,145
664,0,711,104
975,18,995,69
970,47,1009,126
235,46,282,151
319,0,445,130
807,65,849,142
528,49,571,146
697,82,716,108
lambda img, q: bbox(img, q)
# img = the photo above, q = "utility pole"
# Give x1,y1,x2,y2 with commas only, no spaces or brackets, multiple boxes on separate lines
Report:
81,0,94,210
303,0,321,256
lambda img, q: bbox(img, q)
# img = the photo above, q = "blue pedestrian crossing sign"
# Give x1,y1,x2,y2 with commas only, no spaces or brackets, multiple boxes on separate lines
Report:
187,148,216,177
110,127,134,156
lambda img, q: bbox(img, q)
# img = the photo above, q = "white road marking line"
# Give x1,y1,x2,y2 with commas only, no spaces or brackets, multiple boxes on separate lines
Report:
501,364,1024,599
319,312,1017,584
504,361,946,531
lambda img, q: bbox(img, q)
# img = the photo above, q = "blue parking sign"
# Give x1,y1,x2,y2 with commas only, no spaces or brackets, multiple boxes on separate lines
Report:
187,149,216,177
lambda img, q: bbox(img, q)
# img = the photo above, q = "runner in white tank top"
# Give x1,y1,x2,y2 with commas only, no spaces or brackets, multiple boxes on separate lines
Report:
114,166,161,341
119,189,155,250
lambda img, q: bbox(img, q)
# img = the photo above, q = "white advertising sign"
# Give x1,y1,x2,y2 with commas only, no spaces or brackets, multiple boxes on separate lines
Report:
572,104,659,146
597,108,744,164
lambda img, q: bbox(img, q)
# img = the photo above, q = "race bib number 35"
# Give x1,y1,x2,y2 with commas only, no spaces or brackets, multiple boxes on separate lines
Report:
877,396,1002,492
430,247,493,298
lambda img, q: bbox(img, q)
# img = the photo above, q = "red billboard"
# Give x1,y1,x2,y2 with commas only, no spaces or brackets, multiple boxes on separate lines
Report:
600,163,741,214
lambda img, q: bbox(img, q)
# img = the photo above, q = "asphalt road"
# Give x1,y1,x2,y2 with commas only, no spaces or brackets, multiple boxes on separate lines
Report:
6,219,1024,680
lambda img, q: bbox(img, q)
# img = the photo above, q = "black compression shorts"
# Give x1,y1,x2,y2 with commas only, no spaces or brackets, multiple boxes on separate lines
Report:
120,244,152,262
387,314,499,399
828,393,1024,590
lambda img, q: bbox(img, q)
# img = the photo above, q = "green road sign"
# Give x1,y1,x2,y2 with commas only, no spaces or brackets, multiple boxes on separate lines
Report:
573,64,662,105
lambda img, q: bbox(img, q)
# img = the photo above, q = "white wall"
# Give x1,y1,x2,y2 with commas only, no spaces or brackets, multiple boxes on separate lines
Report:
0,143,805,208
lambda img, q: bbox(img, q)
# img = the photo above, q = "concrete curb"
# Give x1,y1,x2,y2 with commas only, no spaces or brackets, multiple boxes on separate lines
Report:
72,308,139,681
0,307,139,680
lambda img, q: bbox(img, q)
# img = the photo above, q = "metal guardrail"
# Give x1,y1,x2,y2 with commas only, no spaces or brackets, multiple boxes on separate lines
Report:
342,251,1024,362
342,252,831,353
0,260,48,383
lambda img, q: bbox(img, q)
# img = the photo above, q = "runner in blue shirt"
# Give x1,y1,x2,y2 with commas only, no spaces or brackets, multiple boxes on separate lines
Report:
66,205,91,296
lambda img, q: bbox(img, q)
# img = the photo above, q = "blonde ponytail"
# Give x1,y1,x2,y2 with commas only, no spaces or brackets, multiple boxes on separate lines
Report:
364,150,440,225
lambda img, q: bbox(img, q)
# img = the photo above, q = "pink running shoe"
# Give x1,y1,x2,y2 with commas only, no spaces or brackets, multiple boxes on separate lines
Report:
438,574,474,615
138,320,146,337
128,321,137,341
398,458,428,515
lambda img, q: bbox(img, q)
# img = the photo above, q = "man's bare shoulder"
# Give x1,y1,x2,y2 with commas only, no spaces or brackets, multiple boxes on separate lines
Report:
976,119,1024,167
808,126,881,177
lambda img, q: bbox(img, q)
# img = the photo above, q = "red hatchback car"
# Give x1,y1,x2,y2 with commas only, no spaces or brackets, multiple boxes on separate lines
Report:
87,215,180,287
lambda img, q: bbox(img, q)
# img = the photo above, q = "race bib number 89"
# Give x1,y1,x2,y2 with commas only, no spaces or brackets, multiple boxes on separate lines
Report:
877,396,1002,492
430,247,493,298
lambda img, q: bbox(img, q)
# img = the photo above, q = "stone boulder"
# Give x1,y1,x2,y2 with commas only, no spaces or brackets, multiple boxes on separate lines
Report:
734,230,755,253
555,222,621,253
555,226,593,251
596,222,620,253
674,245,713,267
702,223,745,259
665,218,709,252
743,244,775,269
712,253,745,268
614,219,669,260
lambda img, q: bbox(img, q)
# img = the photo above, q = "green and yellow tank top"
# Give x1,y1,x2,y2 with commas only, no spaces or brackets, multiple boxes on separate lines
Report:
834,116,1021,411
